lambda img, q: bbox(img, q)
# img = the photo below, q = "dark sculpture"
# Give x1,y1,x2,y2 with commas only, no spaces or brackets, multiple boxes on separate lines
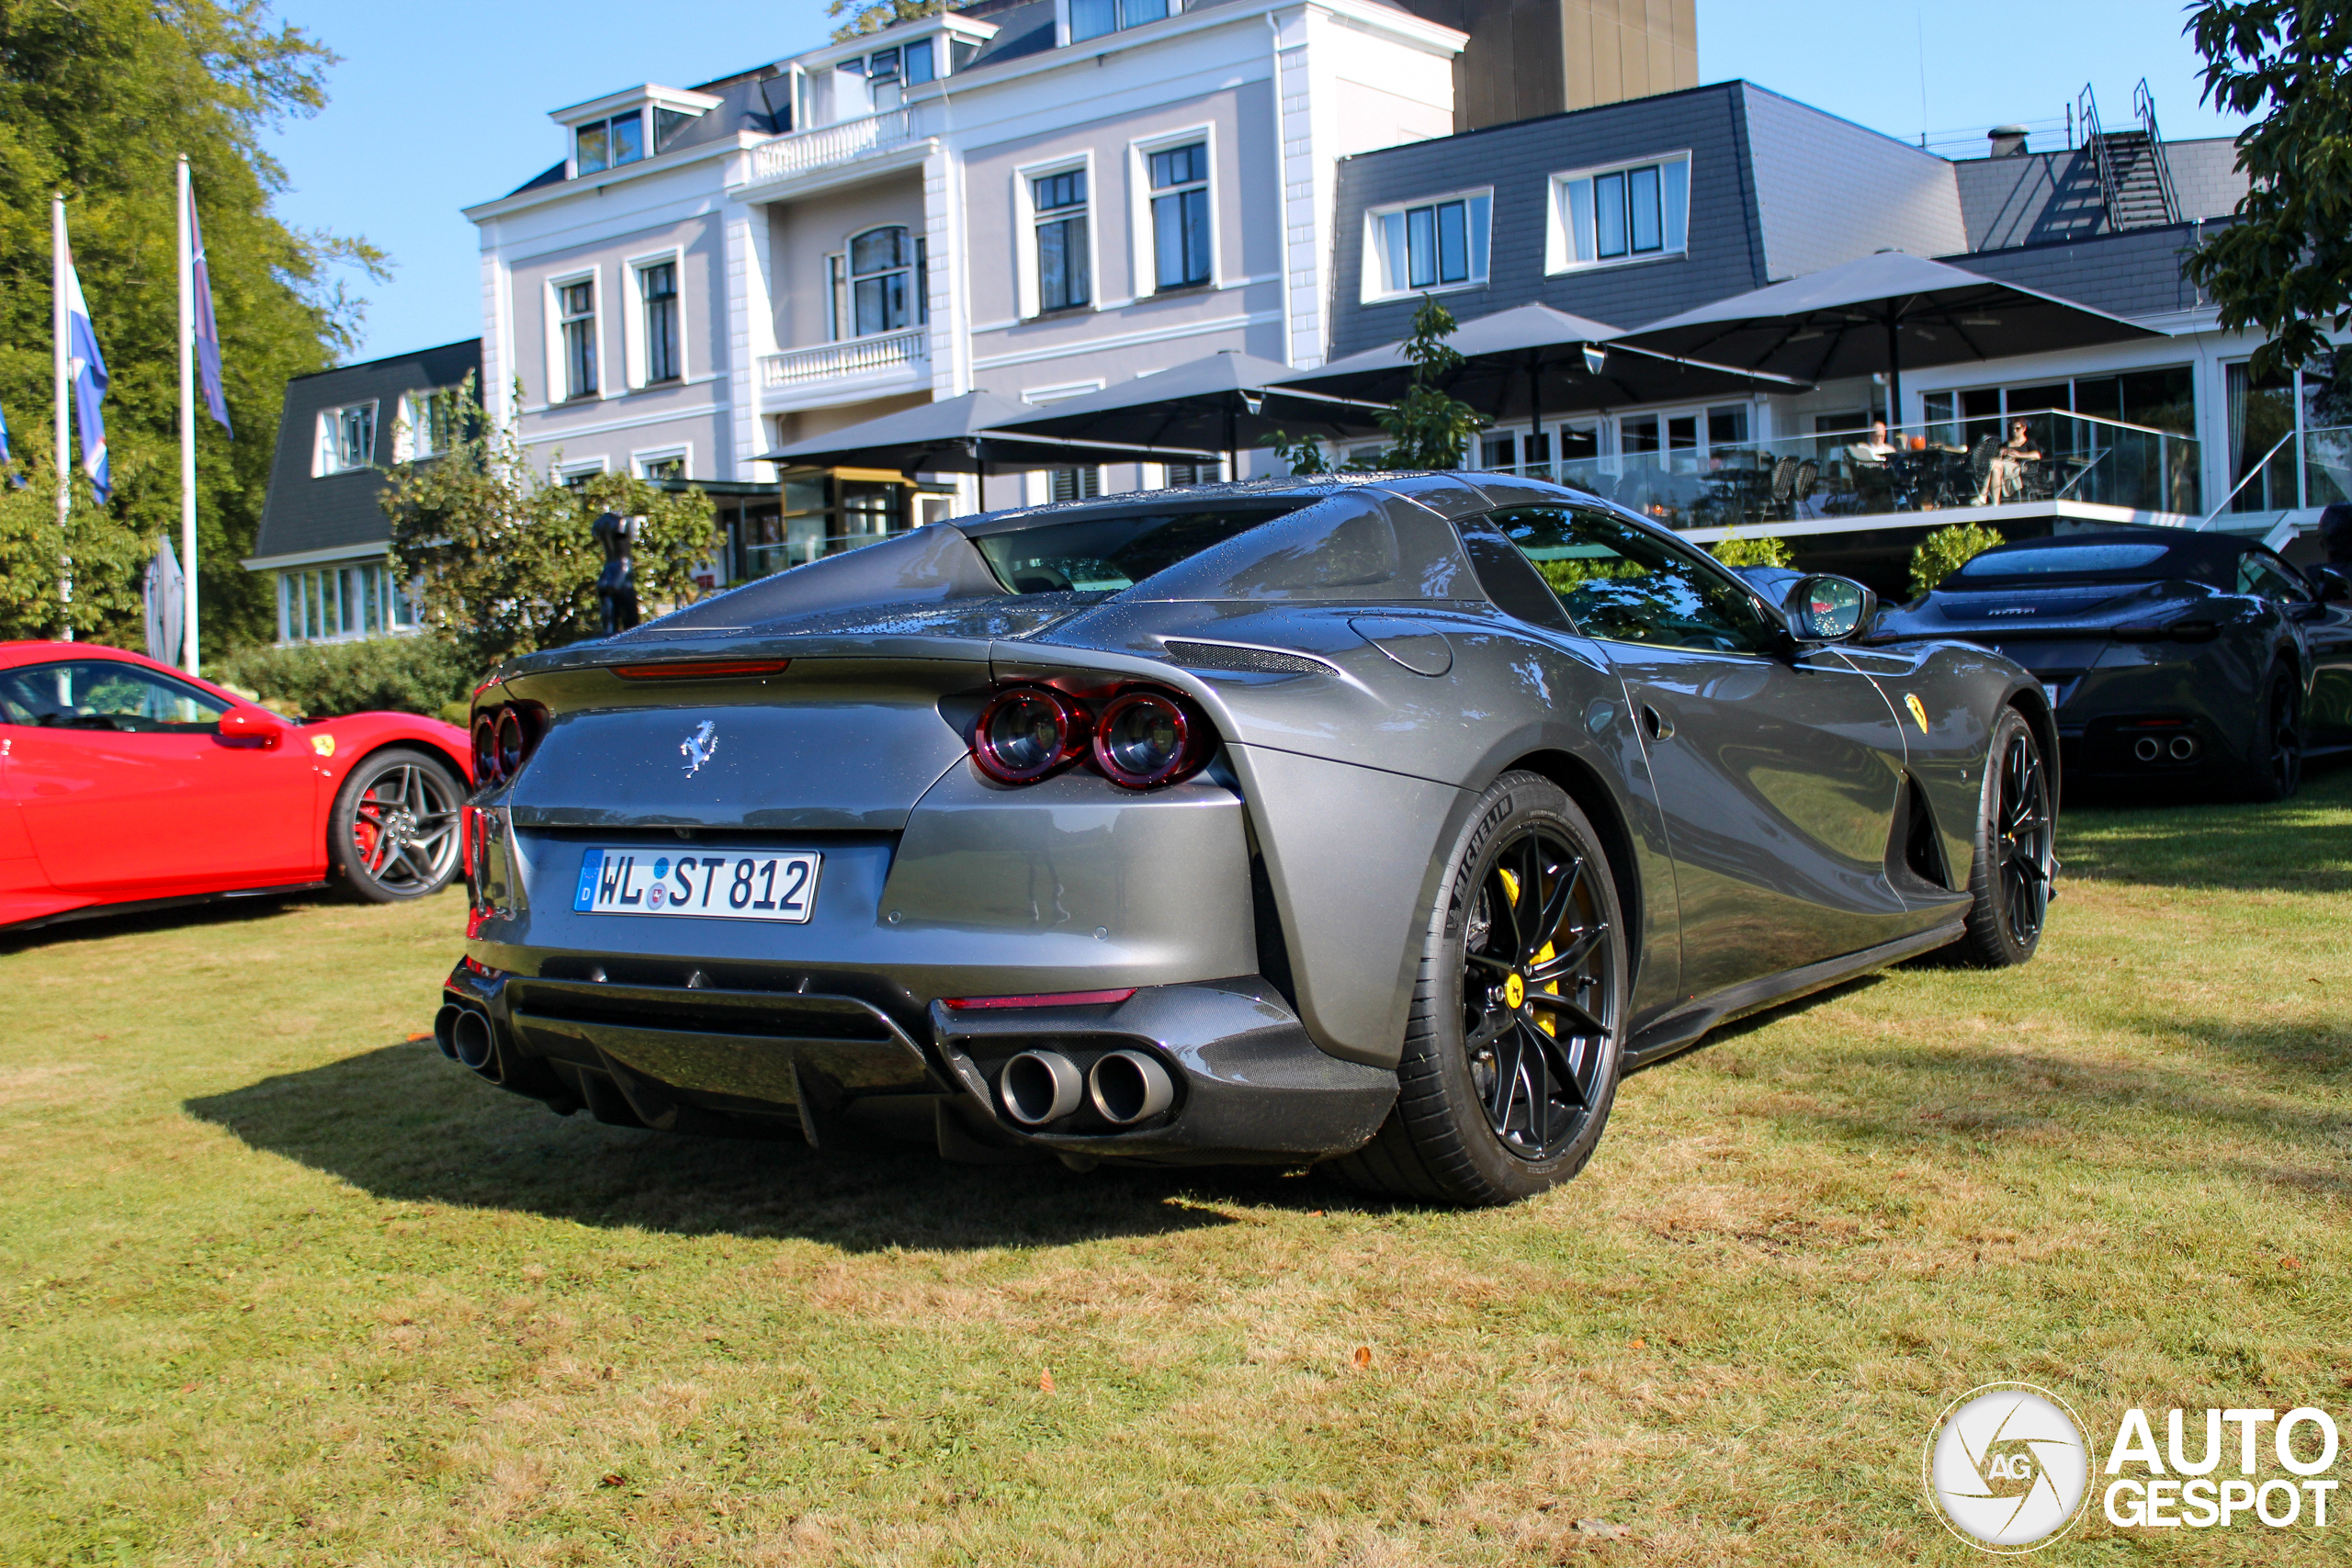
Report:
593,511,643,636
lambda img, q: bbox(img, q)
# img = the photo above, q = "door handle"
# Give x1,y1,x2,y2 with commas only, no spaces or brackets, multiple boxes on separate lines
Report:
1641,704,1674,741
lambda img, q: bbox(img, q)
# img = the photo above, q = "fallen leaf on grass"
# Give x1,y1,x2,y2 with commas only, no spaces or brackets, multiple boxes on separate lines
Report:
1573,1518,1628,1539
1038,1371,1055,1393
2281,1257,2301,1269
1351,1346,1373,1369
599,1473,626,1488
1628,1337,1645,1349
405,1032,431,1043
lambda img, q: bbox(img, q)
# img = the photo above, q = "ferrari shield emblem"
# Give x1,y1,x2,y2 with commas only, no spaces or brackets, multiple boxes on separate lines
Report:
311,733,336,758
1903,694,1929,735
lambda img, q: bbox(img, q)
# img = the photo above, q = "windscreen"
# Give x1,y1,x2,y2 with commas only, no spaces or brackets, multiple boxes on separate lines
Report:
969,507,1295,594
1955,544,2174,581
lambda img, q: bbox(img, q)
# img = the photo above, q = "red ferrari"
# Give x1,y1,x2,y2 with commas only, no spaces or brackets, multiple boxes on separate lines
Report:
0,640,472,930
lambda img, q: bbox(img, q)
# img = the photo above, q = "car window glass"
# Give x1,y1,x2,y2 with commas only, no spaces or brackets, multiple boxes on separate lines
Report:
2236,552,2309,604
968,507,1300,594
0,660,232,732
1482,505,1781,654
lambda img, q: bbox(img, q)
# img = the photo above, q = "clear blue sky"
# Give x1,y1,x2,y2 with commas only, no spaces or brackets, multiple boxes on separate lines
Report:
264,0,2246,365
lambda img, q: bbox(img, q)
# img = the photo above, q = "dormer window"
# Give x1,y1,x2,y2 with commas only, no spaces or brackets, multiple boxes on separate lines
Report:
577,111,643,175
1072,0,1170,44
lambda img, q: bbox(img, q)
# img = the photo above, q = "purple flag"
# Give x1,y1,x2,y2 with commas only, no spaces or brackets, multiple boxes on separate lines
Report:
190,198,231,435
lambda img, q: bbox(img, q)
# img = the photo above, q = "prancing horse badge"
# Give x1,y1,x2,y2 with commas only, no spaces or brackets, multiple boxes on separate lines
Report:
680,720,718,776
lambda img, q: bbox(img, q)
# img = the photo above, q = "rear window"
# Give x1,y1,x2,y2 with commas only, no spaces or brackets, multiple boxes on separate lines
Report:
968,507,1295,594
1957,544,2172,579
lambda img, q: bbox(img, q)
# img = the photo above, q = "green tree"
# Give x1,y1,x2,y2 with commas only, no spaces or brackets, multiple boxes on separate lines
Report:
2183,2,2352,375
382,378,721,673
1908,522,2005,599
0,0,379,650
1263,294,1485,474
1710,530,1793,570
828,0,948,42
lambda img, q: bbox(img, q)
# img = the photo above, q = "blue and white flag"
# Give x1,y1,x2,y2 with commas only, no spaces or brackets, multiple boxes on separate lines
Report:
0,396,19,489
190,198,232,434
63,254,111,503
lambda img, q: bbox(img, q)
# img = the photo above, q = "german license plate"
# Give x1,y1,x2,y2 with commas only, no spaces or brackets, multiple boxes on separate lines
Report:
572,847,820,922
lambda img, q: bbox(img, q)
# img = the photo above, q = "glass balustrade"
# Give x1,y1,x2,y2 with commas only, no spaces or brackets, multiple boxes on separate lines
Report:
1472,412,2199,532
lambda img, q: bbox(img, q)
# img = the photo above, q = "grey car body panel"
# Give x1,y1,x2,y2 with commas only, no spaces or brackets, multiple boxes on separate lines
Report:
455,472,2044,1163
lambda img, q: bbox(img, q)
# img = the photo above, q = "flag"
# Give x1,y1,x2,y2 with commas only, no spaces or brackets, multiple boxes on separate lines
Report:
63,256,110,503
189,198,232,434
143,538,186,664
0,397,19,489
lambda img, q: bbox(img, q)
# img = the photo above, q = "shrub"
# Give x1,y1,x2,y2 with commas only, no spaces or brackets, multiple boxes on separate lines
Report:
1710,531,1793,570
212,635,480,721
1908,522,2006,599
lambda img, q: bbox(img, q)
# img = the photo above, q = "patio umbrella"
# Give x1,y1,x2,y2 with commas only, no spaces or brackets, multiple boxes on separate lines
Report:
1611,252,2165,426
985,350,1389,473
1273,303,1807,470
757,390,1219,473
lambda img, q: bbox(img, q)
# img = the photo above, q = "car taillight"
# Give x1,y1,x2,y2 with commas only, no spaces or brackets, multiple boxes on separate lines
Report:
460,805,481,880
472,714,502,783
972,686,1091,784
968,683,1213,790
1091,690,1207,789
496,709,527,778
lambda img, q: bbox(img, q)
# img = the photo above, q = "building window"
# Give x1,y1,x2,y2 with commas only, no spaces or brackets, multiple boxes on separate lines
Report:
1049,466,1102,502
576,111,644,176
639,261,680,383
850,226,912,336
1148,141,1210,291
1034,168,1091,312
394,388,459,461
904,39,935,83
1161,461,1213,486
653,107,695,152
639,452,686,481
1072,0,1170,44
1549,154,1690,271
314,401,376,475
277,560,414,644
1366,192,1491,299
559,279,598,399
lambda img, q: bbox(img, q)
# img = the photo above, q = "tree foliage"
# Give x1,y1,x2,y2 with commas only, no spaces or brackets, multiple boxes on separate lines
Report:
0,0,377,651
1908,522,2005,600
2184,2,2352,375
1265,295,1485,474
828,0,948,42
1709,531,1794,570
382,378,721,672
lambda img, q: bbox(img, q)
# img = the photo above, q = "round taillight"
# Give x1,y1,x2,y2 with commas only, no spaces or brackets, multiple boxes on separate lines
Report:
973,687,1086,784
1091,690,1206,789
471,714,502,783
496,709,527,779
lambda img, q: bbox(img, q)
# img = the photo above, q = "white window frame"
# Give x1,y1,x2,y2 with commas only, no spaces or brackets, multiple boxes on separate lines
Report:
1129,124,1219,299
623,247,687,389
1013,152,1099,320
389,387,463,463
1059,0,1176,47
311,400,378,477
546,269,605,402
1361,186,1494,303
1546,152,1691,275
553,456,610,486
632,444,692,480
572,108,647,178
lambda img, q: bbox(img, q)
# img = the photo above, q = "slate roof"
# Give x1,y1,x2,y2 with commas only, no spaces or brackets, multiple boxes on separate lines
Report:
1952,136,2246,252
250,339,481,567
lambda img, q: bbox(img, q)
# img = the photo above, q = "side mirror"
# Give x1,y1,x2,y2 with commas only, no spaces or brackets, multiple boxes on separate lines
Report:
1784,574,1878,642
217,706,288,748
2308,563,2352,604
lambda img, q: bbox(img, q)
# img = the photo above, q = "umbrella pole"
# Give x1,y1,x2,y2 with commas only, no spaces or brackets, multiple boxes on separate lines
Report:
1884,314,1902,430
1526,358,1544,481
1225,403,1237,483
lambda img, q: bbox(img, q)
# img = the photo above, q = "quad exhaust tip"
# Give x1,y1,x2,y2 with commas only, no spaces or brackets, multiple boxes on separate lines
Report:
448,1007,499,1075
1000,1050,1084,1125
2169,734,2198,760
1089,1049,1175,1125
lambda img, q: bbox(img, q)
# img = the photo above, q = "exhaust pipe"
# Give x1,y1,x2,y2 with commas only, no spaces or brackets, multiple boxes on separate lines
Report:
1000,1050,1083,1126
2169,734,2199,760
449,1008,499,1075
2133,736,2161,761
432,1004,464,1060
1089,1049,1175,1125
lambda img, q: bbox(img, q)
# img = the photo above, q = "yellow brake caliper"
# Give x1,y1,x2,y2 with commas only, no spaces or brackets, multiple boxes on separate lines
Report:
1495,868,1557,1037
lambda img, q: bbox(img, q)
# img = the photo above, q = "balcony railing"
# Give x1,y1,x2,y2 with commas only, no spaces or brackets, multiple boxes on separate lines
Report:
1477,412,2200,533
744,107,915,186
761,330,928,390
2215,423,2352,517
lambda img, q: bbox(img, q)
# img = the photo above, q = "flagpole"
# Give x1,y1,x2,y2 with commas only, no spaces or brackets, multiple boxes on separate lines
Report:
51,193,72,643
178,156,199,673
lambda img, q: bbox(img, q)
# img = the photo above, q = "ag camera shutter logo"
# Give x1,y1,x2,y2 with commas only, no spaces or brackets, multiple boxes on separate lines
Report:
1923,1382,2091,1552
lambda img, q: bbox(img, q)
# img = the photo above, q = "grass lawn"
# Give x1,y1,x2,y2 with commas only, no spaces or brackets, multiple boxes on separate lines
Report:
3,770,2349,1566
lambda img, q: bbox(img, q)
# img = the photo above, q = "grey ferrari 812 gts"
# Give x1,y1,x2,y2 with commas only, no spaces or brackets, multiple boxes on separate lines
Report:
439,474,2057,1203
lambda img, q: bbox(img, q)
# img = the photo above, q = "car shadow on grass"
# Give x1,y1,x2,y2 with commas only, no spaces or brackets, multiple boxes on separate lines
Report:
0,889,339,951
2060,763,2352,894
181,1038,1362,1249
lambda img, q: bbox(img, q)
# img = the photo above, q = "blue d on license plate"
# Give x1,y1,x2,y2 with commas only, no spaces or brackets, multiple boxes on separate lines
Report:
573,848,820,922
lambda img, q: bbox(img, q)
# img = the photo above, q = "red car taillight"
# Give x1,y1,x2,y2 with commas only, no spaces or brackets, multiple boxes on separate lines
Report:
460,805,481,880
972,686,1091,784
969,683,1213,790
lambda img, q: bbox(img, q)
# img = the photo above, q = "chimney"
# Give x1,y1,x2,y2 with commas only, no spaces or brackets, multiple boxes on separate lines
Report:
1988,125,2030,158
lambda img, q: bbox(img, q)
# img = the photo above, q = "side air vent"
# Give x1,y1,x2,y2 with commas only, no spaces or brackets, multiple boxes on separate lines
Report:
1163,639,1338,677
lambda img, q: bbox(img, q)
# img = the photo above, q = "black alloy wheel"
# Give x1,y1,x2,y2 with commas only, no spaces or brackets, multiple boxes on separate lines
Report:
1954,708,2053,967
2243,665,2303,803
1339,772,1626,1205
331,747,465,903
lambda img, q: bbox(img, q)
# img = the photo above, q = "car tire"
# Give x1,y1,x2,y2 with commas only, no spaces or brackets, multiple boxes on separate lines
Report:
1951,707,2053,968
2239,662,2303,803
330,746,466,904
1335,772,1627,1206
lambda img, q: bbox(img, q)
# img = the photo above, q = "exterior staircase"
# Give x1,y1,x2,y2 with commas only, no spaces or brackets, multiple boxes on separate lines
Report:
2079,81,2181,232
